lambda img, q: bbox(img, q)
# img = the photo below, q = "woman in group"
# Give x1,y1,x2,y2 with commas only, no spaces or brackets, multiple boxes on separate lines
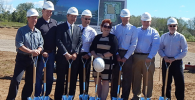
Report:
90,19,118,100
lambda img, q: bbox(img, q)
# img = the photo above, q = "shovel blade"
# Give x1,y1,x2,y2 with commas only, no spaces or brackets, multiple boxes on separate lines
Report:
79,94,89,100
140,97,151,100
159,96,168,100
89,97,101,100
27,97,40,100
112,97,123,100
62,95,74,100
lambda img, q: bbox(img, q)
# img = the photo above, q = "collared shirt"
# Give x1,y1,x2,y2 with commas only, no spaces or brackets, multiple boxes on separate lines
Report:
35,17,57,51
158,31,188,60
135,26,160,59
67,21,74,34
78,25,97,53
15,25,44,54
112,23,138,59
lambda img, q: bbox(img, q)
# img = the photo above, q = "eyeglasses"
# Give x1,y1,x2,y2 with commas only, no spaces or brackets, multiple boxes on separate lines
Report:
169,25,176,27
84,18,91,20
102,25,112,29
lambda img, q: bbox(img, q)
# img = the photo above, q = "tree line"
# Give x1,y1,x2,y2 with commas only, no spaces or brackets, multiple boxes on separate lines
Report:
0,1,195,41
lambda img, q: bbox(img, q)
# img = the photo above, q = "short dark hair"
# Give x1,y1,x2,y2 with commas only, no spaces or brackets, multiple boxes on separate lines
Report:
101,19,112,27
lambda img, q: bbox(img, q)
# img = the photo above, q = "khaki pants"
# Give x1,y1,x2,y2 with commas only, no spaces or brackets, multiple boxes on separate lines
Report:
132,54,155,98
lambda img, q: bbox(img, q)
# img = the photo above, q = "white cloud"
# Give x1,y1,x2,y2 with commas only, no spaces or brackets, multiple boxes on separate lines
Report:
181,17,190,21
180,5,185,7
34,1,44,8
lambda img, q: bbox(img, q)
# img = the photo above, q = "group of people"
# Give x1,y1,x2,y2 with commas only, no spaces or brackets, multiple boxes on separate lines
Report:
6,1,188,100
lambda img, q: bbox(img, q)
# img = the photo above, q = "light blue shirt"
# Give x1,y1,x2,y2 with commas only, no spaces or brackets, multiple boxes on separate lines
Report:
78,25,97,53
15,25,44,54
112,23,138,59
135,26,160,59
158,31,188,60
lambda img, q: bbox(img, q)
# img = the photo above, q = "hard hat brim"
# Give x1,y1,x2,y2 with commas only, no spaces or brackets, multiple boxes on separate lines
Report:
120,15,130,17
43,8,54,11
26,14,39,17
141,19,152,21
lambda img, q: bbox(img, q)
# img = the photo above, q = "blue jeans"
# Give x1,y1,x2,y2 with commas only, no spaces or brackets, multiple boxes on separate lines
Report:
35,51,55,96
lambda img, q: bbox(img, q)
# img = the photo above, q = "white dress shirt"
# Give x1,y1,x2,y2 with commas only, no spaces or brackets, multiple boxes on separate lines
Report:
135,26,160,59
78,25,97,53
158,31,188,60
112,23,138,59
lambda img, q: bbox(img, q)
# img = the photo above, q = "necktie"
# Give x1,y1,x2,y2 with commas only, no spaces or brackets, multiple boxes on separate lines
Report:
70,25,73,35
81,28,85,34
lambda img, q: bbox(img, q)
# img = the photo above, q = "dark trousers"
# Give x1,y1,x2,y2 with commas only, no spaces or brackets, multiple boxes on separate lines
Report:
78,55,91,94
111,50,133,100
6,53,36,100
162,59,184,100
35,51,55,96
54,55,80,100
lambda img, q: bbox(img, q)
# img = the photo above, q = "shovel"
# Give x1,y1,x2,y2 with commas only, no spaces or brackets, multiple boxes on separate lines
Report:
112,62,124,100
140,62,151,100
27,55,38,100
79,58,89,100
38,56,50,100
159,62,172,100
62,60,74,100
89,72,101,100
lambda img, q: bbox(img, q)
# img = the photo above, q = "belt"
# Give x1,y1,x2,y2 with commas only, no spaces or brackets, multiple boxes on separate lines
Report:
17,53,32,58
134,52,149,55
44,50,54,53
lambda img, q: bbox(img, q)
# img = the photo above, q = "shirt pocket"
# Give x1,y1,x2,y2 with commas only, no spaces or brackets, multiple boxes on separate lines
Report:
125,33,131,43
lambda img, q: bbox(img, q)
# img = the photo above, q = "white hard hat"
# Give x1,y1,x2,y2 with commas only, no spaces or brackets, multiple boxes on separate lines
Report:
167,17,178,25
67,7,78,15
141,12,152,21
26,8,39,17
120,9,130,17
81,9,92,17
43,1,54,10
93,57,105,72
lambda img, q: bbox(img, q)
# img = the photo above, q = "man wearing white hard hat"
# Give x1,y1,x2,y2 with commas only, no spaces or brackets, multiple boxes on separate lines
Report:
111,9,138,100
55,7,82,100
6,8,44,100
34,1,57,98
131,12,160,100
158,17,187,100
77,9,97,95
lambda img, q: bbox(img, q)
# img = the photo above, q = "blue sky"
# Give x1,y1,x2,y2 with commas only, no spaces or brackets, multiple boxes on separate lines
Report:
6,0,195,21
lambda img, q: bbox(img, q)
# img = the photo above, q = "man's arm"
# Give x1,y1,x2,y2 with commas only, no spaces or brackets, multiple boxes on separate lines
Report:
124,27,138,59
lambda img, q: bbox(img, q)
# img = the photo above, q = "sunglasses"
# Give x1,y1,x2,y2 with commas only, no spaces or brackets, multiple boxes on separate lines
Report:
169,25,176,27
84,18,91,20
102,25,112,29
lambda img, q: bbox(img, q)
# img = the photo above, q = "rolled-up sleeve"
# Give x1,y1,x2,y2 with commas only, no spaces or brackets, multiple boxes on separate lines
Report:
15,28,24,49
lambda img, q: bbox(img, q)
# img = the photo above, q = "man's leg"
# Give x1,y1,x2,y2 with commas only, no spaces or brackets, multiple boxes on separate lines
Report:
161,59,172,99
172,60,184,100
69,58,80,96
142,57,155,98
132,54,143,99
110,63,120,98
45,52,55,96
6,54,27,100
35,55,44,97
121,56,132,100
22,59,34,100
54,57,68,100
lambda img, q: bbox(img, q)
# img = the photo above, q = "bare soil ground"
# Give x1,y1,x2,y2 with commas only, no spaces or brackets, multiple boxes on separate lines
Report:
0,28,195,100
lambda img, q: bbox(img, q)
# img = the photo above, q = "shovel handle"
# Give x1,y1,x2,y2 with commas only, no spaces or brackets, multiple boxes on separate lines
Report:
117,62,124,98
163,62,172,99
95,72,99,99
